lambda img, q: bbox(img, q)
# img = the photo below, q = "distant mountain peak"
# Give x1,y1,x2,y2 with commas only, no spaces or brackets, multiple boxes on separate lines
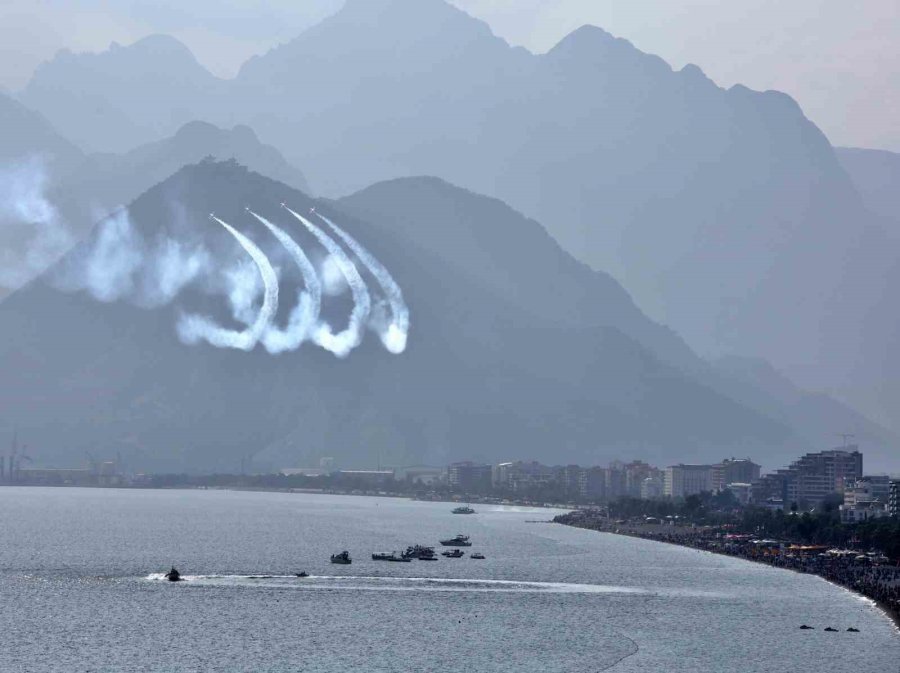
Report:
547,23,671,76
340,0,456,16
171,120,232,146
329,0,495,40
44,33,201,70
123,34,198,58
549,24,633,56
23,33,222,153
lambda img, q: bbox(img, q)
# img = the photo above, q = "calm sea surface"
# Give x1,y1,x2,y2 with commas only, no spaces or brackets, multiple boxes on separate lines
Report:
0,488,896,672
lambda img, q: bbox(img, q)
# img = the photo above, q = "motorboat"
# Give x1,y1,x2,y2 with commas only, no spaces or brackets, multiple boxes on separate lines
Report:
403,545,437,560
441,549,465,558
330,551,352,565
470,553,486,560
452,505,475,514
439,534,472,547
295,572,309,578
164,567,182,582
372,552,412,562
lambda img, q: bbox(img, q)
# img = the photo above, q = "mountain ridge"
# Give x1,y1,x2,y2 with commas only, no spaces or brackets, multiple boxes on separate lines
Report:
0,161,809,473
13,0,900,445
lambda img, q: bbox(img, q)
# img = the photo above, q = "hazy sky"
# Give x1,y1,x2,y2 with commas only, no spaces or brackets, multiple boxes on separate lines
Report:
1,0,897,151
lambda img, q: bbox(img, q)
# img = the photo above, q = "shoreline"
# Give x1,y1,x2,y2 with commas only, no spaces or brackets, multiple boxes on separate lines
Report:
555,516,900,634
0,482,567,510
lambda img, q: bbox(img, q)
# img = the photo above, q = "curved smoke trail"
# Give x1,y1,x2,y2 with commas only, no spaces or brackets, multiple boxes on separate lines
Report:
248,210,322,354
283,205,371,358
177,216,279,351
316,212,409,354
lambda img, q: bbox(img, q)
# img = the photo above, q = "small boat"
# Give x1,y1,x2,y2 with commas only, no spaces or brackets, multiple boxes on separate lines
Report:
470,553,486,560
824,627,838,632
846,627,859,633
164,567,183,582
439,534,472,547
330,551,352,565
452,505,475,515
403,545,437,560
372,552,412,562
295,572,309,578
441,549,465,558
798,625,814,630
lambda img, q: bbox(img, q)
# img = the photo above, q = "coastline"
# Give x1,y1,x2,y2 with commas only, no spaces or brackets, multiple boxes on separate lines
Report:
6,481,895,631
0,481,564,510
555,516,900,634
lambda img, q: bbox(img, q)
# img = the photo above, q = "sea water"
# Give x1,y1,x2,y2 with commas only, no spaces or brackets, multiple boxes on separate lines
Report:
0,488,896,672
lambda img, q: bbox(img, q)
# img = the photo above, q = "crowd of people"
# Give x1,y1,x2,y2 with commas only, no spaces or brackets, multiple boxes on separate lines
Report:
555,509,900,627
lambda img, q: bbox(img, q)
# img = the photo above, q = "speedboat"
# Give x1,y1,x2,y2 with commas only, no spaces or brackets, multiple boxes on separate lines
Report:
330,551,352,565
295,572,309,578
164,567,183,582
470,553,486,560
439,534,472,547
452,505,475,514
441,549,465,558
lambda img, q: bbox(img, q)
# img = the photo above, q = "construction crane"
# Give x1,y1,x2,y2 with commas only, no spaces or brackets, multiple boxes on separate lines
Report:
9,430,18,482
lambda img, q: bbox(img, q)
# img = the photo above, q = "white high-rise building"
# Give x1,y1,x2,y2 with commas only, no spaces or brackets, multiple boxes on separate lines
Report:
664,464,713,498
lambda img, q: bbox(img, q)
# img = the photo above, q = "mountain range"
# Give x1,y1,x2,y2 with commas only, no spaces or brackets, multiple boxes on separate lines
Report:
15,0,899,437
1,90,307,296
2,0,899,472
0,161,896,473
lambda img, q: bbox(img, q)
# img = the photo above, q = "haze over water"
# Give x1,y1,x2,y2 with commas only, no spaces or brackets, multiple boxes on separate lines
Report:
0,488,896,672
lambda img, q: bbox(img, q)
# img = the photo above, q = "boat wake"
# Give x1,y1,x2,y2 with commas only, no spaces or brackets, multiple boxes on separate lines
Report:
144,573,649,595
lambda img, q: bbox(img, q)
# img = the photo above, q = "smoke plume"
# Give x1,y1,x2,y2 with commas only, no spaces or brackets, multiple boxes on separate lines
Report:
53,208,210,307
177,216,279,351
248,210,322,354
0,156,74,289
46,196,407,358
283,205,371,358
316,212,409,354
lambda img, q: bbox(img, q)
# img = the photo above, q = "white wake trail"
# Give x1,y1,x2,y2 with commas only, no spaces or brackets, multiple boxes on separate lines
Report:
248,210,321,354
177,216,279,351
283,205,371,358
316,212,409,354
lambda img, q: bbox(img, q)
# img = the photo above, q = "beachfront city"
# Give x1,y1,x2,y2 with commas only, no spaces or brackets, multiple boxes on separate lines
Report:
4,442,898,629
3,0,900,666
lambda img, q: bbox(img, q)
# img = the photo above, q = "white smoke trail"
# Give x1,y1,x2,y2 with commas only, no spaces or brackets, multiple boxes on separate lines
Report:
79,209,143,302
248,210,322,354
0,156,74,289
177,216,279,351
316,212,409,354
283,205,371,358
138,238,211,309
